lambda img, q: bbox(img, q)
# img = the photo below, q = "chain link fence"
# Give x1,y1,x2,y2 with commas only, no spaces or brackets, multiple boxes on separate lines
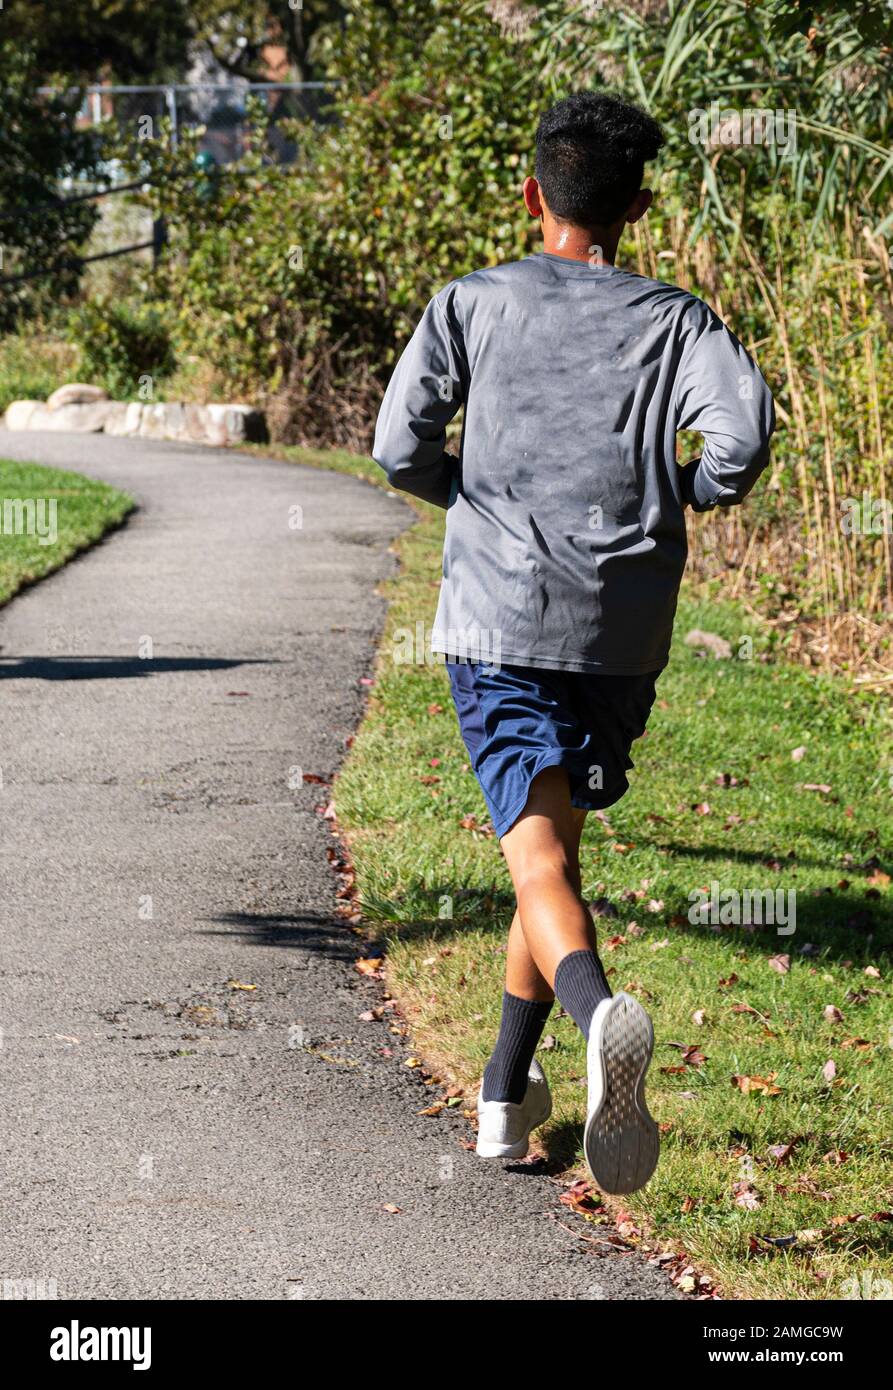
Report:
41,82,337,166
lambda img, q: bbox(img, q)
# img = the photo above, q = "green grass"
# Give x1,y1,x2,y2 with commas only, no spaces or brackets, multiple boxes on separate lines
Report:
258,443,893,1301
0,458,134,604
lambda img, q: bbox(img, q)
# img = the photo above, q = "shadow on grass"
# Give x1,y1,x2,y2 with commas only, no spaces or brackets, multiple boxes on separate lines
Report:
361,882,893,963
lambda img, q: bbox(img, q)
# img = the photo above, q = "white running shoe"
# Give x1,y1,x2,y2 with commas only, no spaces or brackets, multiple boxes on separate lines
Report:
476,1058,552,1159
584,992,660,1194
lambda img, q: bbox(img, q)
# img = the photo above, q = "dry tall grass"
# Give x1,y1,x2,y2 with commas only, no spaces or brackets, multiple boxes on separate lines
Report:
631,212,893,681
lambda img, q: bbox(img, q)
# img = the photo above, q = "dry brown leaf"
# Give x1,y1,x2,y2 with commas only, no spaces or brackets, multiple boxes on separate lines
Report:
354,957,384,978
732,1072,783,1096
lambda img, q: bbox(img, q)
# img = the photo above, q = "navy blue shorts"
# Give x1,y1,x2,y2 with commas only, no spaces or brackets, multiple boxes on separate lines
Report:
446,660,659,839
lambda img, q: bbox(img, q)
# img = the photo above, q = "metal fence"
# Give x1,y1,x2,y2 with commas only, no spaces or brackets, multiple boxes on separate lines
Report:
39,81,337,165
0,81,337,290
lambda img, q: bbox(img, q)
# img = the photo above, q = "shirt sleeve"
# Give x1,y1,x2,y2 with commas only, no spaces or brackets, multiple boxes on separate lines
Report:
674,300,775,513
372,291,468,509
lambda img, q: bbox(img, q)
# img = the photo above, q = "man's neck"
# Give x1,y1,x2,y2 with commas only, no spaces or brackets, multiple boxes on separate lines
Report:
541,222,619,266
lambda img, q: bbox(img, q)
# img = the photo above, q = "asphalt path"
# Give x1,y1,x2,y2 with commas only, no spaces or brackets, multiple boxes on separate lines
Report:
0,428,678,1300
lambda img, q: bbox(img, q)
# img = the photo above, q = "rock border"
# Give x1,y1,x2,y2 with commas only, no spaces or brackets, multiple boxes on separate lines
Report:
3,385,267,448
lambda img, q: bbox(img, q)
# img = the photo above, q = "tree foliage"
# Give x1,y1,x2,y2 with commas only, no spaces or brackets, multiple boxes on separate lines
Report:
0,41,102,329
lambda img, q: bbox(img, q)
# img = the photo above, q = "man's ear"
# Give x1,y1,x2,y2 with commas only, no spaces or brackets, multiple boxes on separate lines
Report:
624,188,654,225
523,175,544,219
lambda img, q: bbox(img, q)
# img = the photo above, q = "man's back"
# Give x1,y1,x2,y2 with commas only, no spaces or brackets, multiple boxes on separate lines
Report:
374,251,774,673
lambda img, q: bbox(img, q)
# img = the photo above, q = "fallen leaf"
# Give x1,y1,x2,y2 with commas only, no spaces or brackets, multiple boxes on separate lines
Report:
791,745,807,762
226,979,257,991
381,1203,401,1214
823,1004,843,1023
822,1059,836,1082
733,1072,783,1096
692,1009,707,1026
354,957,384,978
733,1180,762,1210
559,1179,602,1213
768,954,790,974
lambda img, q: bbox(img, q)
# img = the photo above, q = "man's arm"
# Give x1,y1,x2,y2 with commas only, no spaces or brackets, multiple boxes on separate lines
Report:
372,291,468,509
674,301,775,512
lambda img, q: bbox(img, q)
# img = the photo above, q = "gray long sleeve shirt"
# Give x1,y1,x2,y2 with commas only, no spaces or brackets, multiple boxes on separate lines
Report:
373,251,775,674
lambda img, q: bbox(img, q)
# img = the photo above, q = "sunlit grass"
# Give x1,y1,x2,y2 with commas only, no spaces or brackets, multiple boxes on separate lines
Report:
263,442,893,1300
0,458,134,605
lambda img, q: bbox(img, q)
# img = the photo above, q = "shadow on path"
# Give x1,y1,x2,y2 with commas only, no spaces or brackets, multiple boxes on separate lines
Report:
0,656,276,681
199,910,360,963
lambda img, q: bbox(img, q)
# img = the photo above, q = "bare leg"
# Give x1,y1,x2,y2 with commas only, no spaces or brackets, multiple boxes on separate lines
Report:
500,766,598,988
505,910,553,1001
504,798,588,999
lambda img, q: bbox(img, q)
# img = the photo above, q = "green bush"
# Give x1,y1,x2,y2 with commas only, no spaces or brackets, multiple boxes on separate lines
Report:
0,40,102,330
66,296,176,399
0,329,79,413
106,0,543,445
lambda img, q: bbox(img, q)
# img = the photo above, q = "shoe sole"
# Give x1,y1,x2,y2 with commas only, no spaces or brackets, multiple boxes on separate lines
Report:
584,993,659,1194
476,1095,552,1159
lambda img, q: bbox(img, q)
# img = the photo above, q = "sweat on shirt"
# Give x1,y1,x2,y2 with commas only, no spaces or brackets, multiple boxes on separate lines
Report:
372,251,775,674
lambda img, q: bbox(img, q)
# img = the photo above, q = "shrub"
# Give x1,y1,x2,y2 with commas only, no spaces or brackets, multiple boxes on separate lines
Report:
66,296,176,398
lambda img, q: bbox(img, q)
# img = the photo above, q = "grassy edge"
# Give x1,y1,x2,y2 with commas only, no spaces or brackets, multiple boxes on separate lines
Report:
249,442,736,1295
0,456,136,608
248,442,892,1303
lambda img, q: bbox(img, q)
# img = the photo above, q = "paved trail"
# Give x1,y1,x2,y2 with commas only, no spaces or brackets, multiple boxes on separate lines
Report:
0,429,677,1300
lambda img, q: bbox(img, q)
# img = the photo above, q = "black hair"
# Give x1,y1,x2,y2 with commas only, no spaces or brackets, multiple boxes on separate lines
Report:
534,91,664,229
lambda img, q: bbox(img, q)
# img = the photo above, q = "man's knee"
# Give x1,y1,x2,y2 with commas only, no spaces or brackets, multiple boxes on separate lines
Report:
515,851,578,899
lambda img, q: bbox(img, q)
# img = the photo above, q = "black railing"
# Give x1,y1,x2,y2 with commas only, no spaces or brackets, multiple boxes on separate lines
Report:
0,181,164,287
